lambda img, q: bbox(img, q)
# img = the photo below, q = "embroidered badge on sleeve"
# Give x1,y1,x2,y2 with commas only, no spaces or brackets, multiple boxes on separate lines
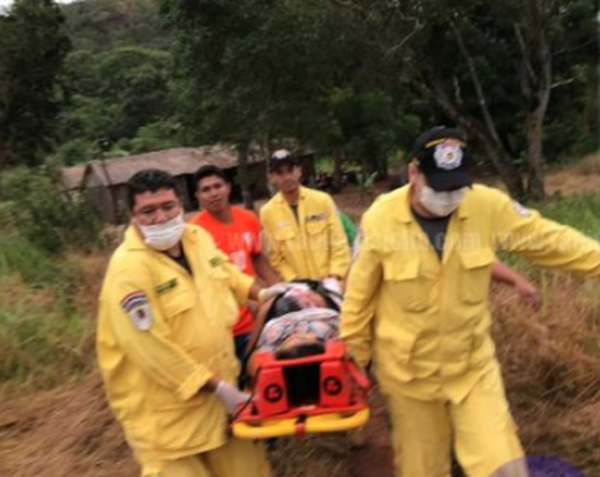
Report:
512,201,532,218
121,291,153,331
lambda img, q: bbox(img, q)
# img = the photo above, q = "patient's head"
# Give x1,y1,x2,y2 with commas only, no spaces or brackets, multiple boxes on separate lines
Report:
266,287,328,321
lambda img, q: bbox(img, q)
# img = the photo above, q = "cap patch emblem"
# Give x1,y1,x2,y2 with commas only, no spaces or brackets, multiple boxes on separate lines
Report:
433,140,463,170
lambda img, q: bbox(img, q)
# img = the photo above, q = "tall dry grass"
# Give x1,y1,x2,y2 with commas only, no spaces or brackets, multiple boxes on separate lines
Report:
0,274,597,477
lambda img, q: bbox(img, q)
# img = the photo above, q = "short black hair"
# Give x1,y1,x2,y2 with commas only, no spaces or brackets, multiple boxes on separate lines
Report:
265,294,304,322
194,164,228,189
126,169,179,210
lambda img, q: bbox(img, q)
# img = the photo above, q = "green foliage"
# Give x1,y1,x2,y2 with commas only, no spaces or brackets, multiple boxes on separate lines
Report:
117,119,182,154
533,194,599,238
61,0,169,53
499,193,599,270
162,0,370,149
0,228,59,287
52,137,100,166
0,0,71,168
329,88,402,176
0,276,93,390
58,46,173,152
2,166,102,254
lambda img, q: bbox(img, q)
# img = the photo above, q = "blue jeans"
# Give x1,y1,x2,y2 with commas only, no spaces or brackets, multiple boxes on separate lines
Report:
234,332,251,363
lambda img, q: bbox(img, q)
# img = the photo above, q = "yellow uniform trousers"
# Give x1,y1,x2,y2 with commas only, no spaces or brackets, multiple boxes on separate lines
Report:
384,362,528,477
143,438,270,477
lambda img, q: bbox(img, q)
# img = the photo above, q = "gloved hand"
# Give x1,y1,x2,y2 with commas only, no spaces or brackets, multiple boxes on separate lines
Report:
258,282,305,303
322,276,342,296
214,380,251,414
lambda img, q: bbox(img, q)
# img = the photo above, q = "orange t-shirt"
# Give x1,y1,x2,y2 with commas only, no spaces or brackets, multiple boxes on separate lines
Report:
190,206,261,336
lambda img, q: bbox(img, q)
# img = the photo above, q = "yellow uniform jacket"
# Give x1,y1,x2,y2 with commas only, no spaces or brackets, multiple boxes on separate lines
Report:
260,186,351,281
341,184,599,403
97,224,254,465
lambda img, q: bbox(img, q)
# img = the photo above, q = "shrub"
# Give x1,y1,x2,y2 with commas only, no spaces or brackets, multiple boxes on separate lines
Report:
2,166,102,254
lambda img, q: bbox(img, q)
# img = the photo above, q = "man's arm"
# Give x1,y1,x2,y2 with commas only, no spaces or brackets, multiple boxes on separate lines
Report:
101,276,215,401
246,212,281,285
252,252,281,285
326,197,352,279
493,193,600,278
259,208,295,280
492,261,541,309
340,223,383,367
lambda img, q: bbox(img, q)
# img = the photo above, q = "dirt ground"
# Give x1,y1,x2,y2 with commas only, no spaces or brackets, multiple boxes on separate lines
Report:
0,158,598,477
1,276,597,477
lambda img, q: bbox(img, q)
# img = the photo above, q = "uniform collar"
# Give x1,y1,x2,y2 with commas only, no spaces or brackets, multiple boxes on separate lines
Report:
395,184,471,223
274,186,306,204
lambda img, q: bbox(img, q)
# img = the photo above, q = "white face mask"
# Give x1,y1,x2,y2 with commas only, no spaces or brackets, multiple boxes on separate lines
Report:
420,185,467,217
138,213,184,251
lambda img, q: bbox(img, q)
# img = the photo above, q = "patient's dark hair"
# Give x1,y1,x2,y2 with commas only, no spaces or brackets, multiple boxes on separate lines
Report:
264,279,340,324
276,343,325,406
265,294,303,322
275,342,325,360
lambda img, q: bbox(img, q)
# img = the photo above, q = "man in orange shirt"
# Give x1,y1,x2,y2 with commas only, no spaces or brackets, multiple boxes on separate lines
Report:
190,165,281,361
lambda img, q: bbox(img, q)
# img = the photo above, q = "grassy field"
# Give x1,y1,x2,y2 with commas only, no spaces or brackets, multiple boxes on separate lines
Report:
0,166,597,476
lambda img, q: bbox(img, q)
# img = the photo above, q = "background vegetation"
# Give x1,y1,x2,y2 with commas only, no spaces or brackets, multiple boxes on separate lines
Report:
0,0,597,380
0,0,596,199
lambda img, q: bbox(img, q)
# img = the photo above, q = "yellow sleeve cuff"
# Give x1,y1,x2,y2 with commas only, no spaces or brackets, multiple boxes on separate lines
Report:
232,270,254,307
176,367,213,401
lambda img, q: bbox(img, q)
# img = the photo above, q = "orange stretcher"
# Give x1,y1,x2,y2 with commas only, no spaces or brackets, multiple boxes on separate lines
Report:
231,341,371,439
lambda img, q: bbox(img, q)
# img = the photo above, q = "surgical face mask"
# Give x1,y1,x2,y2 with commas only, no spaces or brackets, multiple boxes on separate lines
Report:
138,213,184,251
419,185,467,217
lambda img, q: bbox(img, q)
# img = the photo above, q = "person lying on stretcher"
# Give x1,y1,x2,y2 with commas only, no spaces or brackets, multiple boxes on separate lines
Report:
243,281,343,406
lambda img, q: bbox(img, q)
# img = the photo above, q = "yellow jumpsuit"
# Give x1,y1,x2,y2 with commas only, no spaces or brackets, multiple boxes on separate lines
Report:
260,186,351,281
341,184,599,477
97,224,270,477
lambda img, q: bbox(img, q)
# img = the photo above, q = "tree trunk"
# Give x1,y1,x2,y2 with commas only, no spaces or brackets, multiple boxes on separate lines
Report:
525,106,547,199
0,129,5,201
377,153,389,179
331,143,343,191
517,0,551,200
237,142,254,210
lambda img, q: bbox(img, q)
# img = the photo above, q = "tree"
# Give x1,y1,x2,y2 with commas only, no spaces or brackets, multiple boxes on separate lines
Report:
329,0,597,200
0,0,71,184
160,0,373,203
55,46,174,162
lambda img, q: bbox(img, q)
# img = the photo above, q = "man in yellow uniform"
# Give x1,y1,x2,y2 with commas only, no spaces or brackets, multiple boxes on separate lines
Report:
341,127,600,477
97,169,288,477
260,149,351,293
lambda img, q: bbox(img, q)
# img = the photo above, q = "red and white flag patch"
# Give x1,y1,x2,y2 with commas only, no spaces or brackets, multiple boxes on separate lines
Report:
121,291,153,331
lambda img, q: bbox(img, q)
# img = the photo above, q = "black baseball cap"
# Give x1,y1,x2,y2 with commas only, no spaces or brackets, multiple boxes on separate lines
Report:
412,126,473,191
268,149,298,171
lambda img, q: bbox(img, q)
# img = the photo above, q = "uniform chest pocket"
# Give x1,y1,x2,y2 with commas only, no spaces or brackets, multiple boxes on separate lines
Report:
382,258,428,312
305,220,327,235
458,249,495,304
206,268,239,328
275,226,297,242
159,288,196,321
206,267,231,290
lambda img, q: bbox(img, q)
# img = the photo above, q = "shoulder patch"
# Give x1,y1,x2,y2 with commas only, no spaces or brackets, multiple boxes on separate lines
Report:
512,201,532,217
121,291,153,331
